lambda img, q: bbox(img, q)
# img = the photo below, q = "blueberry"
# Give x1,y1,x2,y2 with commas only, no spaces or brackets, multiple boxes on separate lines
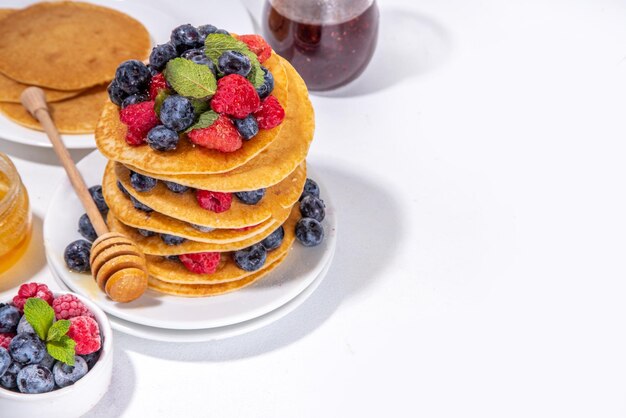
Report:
160,95,195,132
233,243,267,272
0,347,10,378
295,218,324,247
0,304,20,333
197,24,217,42
149,42,178,71
39,351,55,370
165,255,181,262
9,333,46,365
17,364,54,394
147,64,159,77
81,350,100,370
114,60,151,95
64,239,91,272
180,48,205,60
256,66,275,99
107,80,127,106
189,54,217,76
261,226,284,251
117,180,131,197
191,223,214,233
299,178,320,201
215,29,230,35
89,185,108,214
17,315,35,335
164,181,189,194
170,24,202,53
217,50,251,77
130,196,153,213
130,171,158,192
234,188,265,205
300,195,325,222
233,115,259,140
147,125,179,152
121,92,149,108
53,356,88,388
0,362,21,389
78,213,97,242
160,234,186,246
137,228,156,237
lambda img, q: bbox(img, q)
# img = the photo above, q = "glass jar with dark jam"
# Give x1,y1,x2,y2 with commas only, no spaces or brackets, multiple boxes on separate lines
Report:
263,0,379,91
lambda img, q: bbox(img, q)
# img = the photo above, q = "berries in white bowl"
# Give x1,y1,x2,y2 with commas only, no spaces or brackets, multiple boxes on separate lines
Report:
0,283,113,418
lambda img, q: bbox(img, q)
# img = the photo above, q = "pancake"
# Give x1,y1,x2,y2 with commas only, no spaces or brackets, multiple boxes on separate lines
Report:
109,161,305,228
0,2,150,90
0,85,107,133
95,53,288,174
106,204,291,255
0,9,16,19
126,58,314,191
147,253,287,297
144,206,296,285
0,72,84,103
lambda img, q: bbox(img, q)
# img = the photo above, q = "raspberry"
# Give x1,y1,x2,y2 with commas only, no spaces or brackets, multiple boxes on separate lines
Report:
187,115,242,152
179,252,221,274
196,190,232,213
67,316,101,355
12,283,54,312
210,74,260,118
237,34,272,63
0,333,14,349
119,101,159,146
253,96,285,130
52,294,94,320
149,72,169,99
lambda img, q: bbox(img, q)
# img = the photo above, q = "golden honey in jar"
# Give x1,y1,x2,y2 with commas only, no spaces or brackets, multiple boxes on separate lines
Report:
0,153,31,274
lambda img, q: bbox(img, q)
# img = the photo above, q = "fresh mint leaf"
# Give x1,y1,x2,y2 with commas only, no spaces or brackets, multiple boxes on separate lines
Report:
154,89,170,116
164,58,217,99
24,298,54,341
47,319,71,342
204,34,265,88
47,336,76,366
190,98,210,117
185,110,219,133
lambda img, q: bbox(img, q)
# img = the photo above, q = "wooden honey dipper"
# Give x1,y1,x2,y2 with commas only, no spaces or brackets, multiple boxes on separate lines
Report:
21,87,148,303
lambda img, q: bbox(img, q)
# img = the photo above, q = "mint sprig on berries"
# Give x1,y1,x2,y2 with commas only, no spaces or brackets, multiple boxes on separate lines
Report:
164,58,217,99
204,34,265,88
185,110,219,133
24,298,76,366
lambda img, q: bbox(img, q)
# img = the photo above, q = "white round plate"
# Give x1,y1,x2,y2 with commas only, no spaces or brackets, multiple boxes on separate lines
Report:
0,0,253,149
49,251,334,342
44,151,337,330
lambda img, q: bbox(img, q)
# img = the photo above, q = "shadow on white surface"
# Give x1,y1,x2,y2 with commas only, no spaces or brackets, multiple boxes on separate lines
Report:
0,214,45,293
315,7,452,98
115,164,405,359
84,349,136,418
0,139,93,166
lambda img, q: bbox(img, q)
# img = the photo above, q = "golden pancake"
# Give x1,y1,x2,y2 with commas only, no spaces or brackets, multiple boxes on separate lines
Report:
0,2,150,90
147,253,287,297
106,204,292,255
109,161,305,228
0,72,84,103
126,58,314,191
0,9,15,19
95,53,288,174
0,85,107,133
144,206,296,285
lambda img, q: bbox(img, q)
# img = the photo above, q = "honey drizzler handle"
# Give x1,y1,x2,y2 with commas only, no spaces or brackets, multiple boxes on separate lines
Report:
21,87,148,303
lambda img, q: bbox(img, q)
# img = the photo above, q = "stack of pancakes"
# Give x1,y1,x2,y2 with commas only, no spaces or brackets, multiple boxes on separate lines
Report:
0,2,150,133
95,55,314,297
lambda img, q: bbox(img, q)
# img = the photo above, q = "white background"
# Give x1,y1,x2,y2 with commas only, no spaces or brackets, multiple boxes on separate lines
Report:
2,0,626,416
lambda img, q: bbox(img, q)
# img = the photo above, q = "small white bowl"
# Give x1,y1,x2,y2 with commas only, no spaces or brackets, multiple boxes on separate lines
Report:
0,292,113,417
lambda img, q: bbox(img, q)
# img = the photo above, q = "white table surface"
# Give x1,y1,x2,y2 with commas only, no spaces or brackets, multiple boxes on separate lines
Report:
2,0,626,416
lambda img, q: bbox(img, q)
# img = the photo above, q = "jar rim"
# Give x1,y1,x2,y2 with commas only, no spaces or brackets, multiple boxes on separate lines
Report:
0,153,21,215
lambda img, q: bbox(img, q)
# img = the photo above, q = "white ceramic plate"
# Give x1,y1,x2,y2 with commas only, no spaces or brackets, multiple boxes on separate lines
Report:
44,151,337,330
0,0,253,149
49,251,334,342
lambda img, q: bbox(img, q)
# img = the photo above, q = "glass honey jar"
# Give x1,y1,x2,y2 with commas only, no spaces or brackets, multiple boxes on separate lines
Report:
0,152,31,274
